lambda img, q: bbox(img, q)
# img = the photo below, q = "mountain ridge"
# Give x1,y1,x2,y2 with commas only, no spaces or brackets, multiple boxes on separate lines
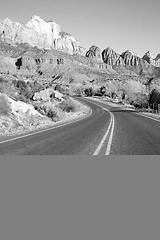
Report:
0,15,86,55
0,15,160,77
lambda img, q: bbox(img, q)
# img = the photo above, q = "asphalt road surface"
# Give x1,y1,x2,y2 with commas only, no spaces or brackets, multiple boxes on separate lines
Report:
0,97,160,155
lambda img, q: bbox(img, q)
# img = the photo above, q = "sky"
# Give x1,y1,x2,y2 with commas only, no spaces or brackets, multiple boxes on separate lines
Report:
0,0,160,58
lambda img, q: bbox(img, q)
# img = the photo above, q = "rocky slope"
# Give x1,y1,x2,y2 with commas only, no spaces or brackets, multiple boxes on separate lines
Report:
0,15,86,55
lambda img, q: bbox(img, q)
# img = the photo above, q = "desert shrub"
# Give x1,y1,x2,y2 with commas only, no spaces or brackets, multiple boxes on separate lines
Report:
74,88,82,96
149,89,160,105
59,97,76,112
94,87,107,97
69,77,74,83
84,87,93,97
46,108,57,120
69,83,84,96
33,102,58,121
0,76,5,83
148,89,160,110
32,80,44,92
111,92,117,99
17,81,34,100
18,94,29,103
126,92,148,108
0,94,11,115
16,80,27,89
12,79,17,85
13,80,44,101
13,74,18,78
100,86,106,95
121,92,125,100
54,84,63,93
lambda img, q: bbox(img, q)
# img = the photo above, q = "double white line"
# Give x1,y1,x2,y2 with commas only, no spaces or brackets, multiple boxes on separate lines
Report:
93,109,114,155
84,98,115,155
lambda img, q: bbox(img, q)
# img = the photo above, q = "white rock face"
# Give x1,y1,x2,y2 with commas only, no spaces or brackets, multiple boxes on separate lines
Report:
0,15,85,55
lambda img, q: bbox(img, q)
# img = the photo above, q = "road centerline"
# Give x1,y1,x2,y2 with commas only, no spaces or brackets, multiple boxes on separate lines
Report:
83,98,115,155
93,112,113,155
105,112,115,155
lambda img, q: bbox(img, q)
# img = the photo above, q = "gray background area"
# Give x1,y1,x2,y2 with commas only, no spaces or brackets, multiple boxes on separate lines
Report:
0,156,159,240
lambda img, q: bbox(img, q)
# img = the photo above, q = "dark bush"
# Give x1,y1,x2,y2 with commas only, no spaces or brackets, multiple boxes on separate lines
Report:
149,89,160,105
13,80,44,101
46,109,57,120
100,86,106,95
84,87,93,97
54,84,63,93
0,77,5,83
127,92,148,108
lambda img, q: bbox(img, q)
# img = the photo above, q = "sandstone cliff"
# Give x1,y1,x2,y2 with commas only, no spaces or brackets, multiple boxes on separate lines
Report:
120,50,156,75
142,51,160,67
0,15,86,55
102,47,124,66
86,46,103,62
154,54,160,67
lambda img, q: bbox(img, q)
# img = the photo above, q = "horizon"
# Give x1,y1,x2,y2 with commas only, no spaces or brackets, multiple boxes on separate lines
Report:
0,0,160,58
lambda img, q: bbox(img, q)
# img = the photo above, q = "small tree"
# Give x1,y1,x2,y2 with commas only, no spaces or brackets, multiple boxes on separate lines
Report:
122,92,125,100
149,89,160,112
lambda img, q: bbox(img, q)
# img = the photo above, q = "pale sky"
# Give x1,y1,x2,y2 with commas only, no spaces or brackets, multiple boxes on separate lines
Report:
1,0,160,58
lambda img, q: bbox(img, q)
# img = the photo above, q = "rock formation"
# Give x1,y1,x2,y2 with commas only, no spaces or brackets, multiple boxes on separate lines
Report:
142,51,160,67
100,47,158,76
154,54,160,67
0,15,86,55
120,50,141,66
102,47,124,66
86,45,103,62
120,50,156,75
142,51,155,65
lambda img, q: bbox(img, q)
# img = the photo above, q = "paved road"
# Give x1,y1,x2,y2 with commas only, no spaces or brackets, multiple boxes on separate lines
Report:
1,97,160,155
87,98,160,155
0,98,111,155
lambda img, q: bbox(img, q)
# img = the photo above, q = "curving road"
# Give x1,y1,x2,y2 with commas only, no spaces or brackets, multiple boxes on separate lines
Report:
0,98,111,155
0,97,160,155
86,97,160,155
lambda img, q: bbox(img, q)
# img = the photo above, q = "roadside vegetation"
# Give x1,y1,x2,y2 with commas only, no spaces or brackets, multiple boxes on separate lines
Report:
0,74,89,136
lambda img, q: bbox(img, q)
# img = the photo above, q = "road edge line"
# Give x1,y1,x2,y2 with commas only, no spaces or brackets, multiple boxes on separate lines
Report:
134,112,160,123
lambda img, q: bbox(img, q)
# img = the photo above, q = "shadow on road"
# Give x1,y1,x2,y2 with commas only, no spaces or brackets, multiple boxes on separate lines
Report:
110,109,136,113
